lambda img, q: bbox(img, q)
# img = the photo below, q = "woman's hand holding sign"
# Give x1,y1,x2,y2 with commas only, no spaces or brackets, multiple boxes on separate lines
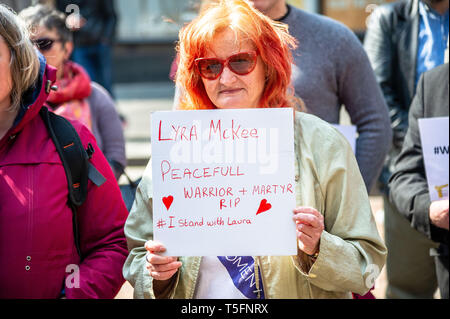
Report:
293,207,325,257
145,240,181,296
429,199,449,230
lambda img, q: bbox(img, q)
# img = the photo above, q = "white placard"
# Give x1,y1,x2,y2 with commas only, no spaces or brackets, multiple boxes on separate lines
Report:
418,117,449,202
151,109,297,256
332,124,357,154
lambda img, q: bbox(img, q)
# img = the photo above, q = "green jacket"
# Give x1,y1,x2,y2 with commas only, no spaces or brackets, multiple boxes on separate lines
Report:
123,112,387,299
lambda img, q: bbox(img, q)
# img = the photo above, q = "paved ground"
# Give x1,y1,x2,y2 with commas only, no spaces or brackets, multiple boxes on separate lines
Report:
113,82,388,299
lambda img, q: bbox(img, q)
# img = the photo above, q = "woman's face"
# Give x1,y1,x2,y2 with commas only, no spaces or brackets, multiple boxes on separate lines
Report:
31,26,71,75
0,35,12,112
200,29,266,109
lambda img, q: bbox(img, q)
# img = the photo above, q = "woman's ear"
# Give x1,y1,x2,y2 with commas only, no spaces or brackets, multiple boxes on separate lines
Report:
63,41,74,60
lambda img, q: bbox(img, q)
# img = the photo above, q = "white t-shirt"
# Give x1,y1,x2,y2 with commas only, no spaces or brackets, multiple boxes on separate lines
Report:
193,256,264,299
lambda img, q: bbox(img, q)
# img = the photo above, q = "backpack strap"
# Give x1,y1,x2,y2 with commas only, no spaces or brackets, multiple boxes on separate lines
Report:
40,107,89,206
39,107,107,258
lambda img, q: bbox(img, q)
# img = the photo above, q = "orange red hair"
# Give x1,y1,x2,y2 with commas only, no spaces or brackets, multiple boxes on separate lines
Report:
176,0,298,110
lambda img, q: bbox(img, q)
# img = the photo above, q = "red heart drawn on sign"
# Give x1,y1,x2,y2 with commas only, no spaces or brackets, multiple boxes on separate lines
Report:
256,199,272,215
162,196,174,210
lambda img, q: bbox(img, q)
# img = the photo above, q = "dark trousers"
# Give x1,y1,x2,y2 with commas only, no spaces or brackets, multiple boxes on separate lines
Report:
432,245,449,299
383,194,440,298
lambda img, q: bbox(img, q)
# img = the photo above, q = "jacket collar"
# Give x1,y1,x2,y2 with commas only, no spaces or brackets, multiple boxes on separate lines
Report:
9,52,57,136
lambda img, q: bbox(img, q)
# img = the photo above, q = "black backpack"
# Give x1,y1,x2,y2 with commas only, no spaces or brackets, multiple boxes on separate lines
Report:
39,106,106,258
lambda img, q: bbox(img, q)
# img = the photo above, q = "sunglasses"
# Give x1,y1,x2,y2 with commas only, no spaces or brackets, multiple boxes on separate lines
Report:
32,38,63,52
195,51,259,80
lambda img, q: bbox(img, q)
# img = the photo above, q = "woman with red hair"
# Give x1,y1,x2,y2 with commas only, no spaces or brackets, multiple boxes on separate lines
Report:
124,0,386,299
176,0,296,111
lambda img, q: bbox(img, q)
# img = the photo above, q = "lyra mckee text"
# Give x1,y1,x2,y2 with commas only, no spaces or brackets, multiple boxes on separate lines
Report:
158,119,260,142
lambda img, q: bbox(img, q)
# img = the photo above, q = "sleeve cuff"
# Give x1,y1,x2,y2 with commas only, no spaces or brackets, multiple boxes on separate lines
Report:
411,192,432,240
291,231,366,294
291,231,337,278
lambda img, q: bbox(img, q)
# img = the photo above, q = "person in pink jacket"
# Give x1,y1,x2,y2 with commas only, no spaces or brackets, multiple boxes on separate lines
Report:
0,4,128,298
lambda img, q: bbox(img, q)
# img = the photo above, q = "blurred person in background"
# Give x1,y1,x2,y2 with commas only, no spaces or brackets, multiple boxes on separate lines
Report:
20,4,126,180
389,62,449,299
364,0,449,299
55,0,116,98
0,4,128,298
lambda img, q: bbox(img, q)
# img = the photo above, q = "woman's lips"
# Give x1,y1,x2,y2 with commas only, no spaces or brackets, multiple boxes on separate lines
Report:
219,88,243,95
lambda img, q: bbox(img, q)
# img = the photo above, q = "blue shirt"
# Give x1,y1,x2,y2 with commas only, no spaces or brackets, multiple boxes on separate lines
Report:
416,1,449,86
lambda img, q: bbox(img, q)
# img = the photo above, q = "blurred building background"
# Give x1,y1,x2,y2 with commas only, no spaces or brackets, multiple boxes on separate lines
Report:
112,0,395,84
2,0,395,84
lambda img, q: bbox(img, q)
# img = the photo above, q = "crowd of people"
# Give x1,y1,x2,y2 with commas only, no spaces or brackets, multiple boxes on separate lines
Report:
0,0,448,299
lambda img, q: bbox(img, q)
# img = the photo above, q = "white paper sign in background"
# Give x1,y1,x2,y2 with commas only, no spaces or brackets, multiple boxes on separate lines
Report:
332,124,357,153
151,109,297,256
418,117,449,202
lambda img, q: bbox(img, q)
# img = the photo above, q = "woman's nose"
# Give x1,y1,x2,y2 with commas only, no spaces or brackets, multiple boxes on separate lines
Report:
219,65,237,84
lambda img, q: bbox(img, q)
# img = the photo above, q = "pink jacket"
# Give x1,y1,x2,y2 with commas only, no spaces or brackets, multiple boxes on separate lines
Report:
0,54,128,298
